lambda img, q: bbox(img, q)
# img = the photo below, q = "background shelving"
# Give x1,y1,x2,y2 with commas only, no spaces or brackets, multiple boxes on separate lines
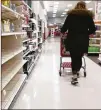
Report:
88,20,101,54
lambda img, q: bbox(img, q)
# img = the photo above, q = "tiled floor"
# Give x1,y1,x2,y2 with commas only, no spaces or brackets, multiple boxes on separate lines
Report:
11,37,101,109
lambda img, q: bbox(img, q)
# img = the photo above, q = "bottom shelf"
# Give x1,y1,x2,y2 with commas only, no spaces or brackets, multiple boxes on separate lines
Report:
2,74,27,109
28,52,41,74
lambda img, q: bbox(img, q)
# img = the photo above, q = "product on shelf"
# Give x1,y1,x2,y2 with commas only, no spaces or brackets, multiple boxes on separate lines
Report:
2,0,10,7
3,19,10,32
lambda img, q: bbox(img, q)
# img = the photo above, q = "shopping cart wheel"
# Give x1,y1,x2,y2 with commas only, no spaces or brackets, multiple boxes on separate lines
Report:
59,71,61,76
84,72,86,77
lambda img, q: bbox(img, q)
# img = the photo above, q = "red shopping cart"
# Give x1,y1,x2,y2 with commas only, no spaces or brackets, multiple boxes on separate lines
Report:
59,33,87,77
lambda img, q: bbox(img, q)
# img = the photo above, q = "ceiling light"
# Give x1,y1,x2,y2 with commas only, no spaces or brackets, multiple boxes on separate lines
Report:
88,8,93,10
54,5,58,8
67,4,72,7
63,12,66,14
54,2,59,5
85,1,91,3
53,11,57,13
65,9,69,11
61,15,64,16
49,23,53,26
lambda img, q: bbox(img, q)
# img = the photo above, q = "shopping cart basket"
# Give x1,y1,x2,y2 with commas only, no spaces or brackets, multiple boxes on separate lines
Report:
59,34,87,77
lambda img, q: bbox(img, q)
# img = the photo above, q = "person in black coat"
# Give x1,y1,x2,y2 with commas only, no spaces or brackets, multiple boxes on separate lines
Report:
61,1,96,85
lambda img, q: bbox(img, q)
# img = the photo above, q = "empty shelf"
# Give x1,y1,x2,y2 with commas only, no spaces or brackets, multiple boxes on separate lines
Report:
2,32,27,36
2,5,25,20
2,74,27,109
2,60,27,90
2,47,25,65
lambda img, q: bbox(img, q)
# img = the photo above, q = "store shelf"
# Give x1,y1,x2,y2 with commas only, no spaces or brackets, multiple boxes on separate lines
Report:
22,24,30,28
2,47,25,65
22,39,30,43
2,60,27,90
95,24,101,26
2,32,27,36
88,52,101,54
1,5,25,20
23,50,30,57
30,18,37,24
96,30,101,33
89,38,100,40
28,53,40,73
89,44,100,47
2,74,27,109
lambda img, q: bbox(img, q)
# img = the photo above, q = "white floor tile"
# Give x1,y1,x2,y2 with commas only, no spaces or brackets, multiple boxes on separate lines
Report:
11,38,101,109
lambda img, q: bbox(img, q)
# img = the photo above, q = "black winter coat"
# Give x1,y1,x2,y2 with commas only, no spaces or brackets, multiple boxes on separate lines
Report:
61,9,96,53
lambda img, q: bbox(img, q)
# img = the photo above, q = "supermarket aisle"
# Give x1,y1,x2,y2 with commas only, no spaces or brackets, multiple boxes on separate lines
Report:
11,37,101,109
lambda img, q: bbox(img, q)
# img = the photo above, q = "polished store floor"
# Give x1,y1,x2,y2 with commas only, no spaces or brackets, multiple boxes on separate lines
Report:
11,37,101,109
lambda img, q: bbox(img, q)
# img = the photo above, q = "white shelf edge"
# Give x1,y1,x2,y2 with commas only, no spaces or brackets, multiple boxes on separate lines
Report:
23,50,30,57
89,38,101,40
2,47,25,65
2,32,27,36
89,44,100,47
2,5,25,20
88,52,101,54
22,24,30,28
2,60,27,90
22,39,30,43
2,74,27,109
96,30,101,33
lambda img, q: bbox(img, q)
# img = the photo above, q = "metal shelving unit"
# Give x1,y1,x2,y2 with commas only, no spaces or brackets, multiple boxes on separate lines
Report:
1,0,28,109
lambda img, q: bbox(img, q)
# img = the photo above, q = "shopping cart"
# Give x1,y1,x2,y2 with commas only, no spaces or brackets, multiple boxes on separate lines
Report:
59,33,87,77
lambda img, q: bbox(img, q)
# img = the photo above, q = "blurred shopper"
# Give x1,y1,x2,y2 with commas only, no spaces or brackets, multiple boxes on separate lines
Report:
61,1,96,85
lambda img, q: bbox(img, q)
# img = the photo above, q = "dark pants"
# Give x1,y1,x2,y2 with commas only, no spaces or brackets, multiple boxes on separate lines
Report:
70,51,83,75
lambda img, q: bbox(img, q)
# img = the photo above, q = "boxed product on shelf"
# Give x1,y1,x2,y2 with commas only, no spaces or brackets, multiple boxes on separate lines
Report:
2,0,10,7
3,19,11,32
10,2,16,11
1,20,4,32
88,46,100,52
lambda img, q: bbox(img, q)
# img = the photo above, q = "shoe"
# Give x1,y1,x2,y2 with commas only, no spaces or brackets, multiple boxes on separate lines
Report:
71,77,78,85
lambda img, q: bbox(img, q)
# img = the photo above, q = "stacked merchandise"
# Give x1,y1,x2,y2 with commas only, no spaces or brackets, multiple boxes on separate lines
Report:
37,15,43,52
88,20,101,54
22,1,42,76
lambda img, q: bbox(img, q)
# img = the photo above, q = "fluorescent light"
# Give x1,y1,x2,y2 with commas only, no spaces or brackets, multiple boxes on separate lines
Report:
65,9,69,11
61,15,64,17
54,5,58,8
67,4,72,7
63,12,66,14
88,8,93,10
49,23,53,26
53,11,57,13
54,2,59,5
85,1,91,3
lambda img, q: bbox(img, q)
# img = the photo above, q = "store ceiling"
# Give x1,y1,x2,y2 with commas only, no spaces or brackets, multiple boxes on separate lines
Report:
43,1,96,18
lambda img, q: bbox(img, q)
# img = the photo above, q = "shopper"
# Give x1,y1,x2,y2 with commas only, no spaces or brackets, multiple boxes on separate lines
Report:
61,1,96,85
